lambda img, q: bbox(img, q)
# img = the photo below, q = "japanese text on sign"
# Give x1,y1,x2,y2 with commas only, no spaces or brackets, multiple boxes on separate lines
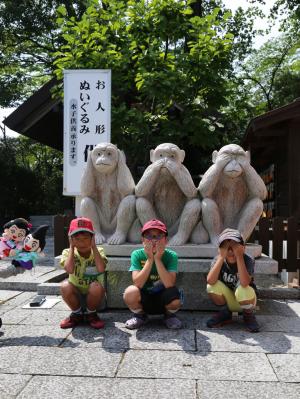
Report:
63,69,111,195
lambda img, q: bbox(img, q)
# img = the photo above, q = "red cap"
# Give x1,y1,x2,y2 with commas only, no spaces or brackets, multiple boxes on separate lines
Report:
141,219,168,235
68,217,95,236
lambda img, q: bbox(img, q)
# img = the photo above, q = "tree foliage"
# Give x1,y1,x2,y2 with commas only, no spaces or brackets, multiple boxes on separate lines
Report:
53,0,263,174
0,0,88,106
0,133,72,218
219,0,300,139
2,0,298,184
223,28,300,139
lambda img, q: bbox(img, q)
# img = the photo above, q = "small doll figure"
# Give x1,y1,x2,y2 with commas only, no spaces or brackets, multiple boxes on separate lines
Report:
0,225,49,328
0,218,31,259
11,225,49,271
0,225,48,278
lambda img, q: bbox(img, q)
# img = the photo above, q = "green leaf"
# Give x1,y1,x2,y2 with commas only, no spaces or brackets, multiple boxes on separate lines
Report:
57,5,67,16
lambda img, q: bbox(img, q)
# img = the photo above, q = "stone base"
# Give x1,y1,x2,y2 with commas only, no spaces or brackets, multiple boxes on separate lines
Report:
54,243,263,267
104,254,278,310
1,250,281,309
102,243,263,258
106,255,277,274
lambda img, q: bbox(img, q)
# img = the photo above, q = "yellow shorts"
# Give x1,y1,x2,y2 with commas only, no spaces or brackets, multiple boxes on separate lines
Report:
207,280,257,312
69,274,105,295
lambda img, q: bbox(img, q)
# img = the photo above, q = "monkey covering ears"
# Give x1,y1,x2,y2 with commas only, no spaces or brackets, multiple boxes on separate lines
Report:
80,142,139,244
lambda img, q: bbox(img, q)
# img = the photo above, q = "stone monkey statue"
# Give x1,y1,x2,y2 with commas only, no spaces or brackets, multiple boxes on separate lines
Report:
135,143,203,245
199,144,267,245
80,143,139,244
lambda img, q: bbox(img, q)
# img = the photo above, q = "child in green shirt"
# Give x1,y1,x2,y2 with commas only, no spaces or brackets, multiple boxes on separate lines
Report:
123,219,182,329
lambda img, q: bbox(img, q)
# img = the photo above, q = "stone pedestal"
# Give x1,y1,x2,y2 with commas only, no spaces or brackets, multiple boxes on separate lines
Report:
101,243,263,259
102,244,278,310
52,244,279,310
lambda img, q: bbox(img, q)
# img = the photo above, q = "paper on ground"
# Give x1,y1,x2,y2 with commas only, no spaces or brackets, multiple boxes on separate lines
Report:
22,297,61,309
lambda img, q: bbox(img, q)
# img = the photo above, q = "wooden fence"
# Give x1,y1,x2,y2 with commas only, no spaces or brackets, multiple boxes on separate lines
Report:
53,214,300,272
249,217,300,272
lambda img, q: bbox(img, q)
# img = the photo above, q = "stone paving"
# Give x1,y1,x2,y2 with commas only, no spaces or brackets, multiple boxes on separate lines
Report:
1,290,300,398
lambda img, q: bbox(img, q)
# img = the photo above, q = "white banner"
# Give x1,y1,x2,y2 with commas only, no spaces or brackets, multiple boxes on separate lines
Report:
63,69,111,195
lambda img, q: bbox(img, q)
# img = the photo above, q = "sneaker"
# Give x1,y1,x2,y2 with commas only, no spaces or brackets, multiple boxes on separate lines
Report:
164,314,182,329
60,312,84,329
86,312,105,329
125,313,148,330
243,311,260,333
206,308,233,328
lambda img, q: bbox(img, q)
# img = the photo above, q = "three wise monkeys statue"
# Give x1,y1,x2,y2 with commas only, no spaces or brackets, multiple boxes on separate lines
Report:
80,142,267,246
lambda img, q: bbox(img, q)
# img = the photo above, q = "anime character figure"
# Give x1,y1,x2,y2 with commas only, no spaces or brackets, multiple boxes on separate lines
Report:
0,224,48,329
11,225,49,270
0,218,31,259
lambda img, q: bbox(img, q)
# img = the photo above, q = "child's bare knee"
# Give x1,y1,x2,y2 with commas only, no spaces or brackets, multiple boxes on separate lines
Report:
88,281,104,295
165,298,181,310
60,280,75,295
123,285,140,303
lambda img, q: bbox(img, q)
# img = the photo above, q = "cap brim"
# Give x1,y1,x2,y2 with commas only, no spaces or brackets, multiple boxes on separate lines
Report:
142,227,167,234
219,236,243,246
69,228,95,236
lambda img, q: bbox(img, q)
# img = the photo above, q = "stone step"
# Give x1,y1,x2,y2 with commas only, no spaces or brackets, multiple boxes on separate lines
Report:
54,254,277,274
101,243,263,259
3,254,290,311
36,280,299,305
0,264,66,292
105,255,277,274
2,262,296,308
51,254,280,309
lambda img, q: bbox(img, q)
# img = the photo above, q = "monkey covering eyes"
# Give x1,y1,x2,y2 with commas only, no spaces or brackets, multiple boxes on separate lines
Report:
199,144,267,245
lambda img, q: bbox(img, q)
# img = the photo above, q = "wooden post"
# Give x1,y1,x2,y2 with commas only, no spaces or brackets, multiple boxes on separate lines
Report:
273,217,285,271
258,218,270,256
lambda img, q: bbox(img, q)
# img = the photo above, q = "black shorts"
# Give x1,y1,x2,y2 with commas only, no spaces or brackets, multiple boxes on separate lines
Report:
140,286,180,315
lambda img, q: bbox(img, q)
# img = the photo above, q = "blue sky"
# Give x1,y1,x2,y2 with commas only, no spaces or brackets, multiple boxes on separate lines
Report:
223,0,280,48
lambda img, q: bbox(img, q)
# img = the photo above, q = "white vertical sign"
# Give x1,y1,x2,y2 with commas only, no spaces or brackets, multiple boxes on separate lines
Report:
63,69,111,195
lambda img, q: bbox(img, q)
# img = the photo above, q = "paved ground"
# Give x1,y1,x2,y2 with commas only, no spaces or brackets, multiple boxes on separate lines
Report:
0,290,300,399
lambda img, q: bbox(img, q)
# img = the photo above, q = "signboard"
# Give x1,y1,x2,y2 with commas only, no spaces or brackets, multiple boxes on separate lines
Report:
63,69,111,195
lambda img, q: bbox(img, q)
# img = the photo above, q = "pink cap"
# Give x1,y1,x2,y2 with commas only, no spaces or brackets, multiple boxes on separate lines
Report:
141,219,168,235
68,217,95,236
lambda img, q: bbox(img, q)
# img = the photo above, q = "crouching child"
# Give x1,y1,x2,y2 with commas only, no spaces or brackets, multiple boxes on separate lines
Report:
123,219,182,329
60,217,107,330
206,228,259,332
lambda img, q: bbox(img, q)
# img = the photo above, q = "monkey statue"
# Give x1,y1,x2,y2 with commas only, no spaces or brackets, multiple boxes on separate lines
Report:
135,143,206,245
199,144,267,245
80,143,139,244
